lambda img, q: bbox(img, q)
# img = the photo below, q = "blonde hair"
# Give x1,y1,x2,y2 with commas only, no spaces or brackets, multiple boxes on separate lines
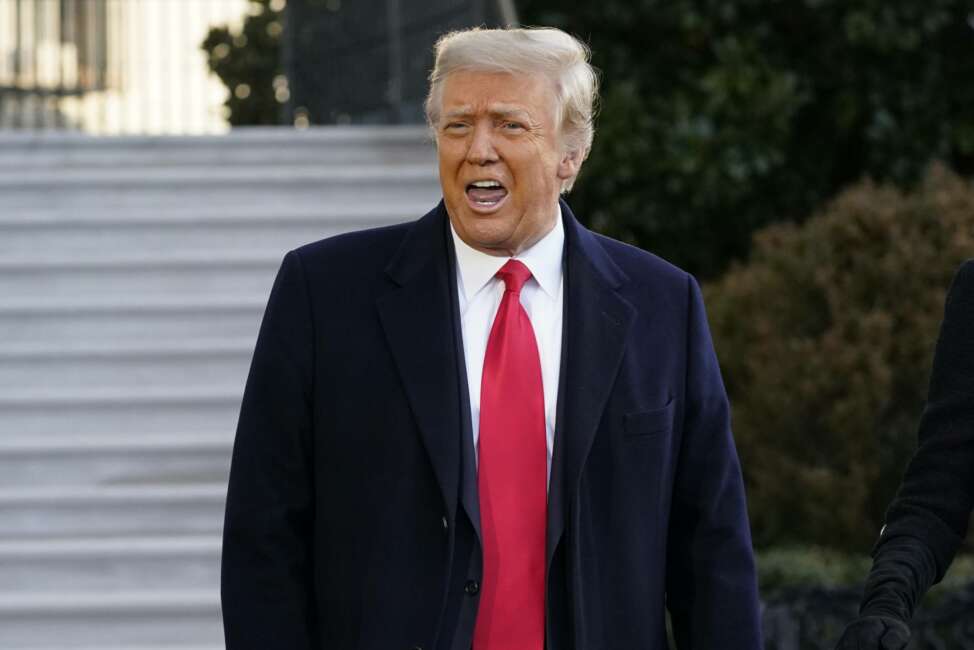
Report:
425,27,599,192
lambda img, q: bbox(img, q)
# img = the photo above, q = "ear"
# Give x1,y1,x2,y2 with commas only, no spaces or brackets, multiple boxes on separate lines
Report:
556,147,582,181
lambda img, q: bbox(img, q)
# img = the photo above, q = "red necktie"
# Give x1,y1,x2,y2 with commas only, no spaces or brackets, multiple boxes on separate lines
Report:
474,259,546,650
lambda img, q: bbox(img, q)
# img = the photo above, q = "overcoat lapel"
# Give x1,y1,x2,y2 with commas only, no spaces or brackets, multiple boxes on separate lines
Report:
376,203,462,525
547,200,635,570
373,199,634,567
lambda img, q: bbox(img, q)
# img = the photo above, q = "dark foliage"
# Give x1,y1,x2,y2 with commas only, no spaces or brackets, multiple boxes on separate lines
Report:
201,0,284,126
519,0,974,277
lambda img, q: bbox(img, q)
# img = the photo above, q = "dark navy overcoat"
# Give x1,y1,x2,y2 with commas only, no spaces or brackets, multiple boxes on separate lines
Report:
221,201,762,650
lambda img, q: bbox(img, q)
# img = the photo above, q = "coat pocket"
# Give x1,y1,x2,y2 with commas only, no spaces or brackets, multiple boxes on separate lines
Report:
623,399,675,438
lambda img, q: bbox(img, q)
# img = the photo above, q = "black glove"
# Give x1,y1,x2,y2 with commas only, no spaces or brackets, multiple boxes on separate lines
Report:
836,536,936,650
834,615,911,650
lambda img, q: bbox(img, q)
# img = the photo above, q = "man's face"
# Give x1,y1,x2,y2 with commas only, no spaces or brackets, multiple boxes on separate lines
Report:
435,70,580,257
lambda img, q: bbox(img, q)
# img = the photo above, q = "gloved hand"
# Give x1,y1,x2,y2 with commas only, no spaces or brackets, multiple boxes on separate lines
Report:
834,615,911,650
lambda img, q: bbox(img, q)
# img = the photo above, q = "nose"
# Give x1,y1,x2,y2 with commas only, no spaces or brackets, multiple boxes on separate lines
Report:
465,122,498,165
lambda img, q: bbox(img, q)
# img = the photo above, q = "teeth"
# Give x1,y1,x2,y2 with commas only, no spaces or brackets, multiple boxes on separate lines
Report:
470,180,502,188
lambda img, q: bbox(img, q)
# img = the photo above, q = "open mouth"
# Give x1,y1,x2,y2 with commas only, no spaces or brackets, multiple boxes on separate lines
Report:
465,179,509,211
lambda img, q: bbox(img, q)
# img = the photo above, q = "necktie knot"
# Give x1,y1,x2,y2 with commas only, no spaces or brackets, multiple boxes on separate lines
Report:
497,259,532,295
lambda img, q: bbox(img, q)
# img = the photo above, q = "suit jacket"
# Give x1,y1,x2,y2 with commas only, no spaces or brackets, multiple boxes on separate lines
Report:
221,200,762,650
875,258,974,578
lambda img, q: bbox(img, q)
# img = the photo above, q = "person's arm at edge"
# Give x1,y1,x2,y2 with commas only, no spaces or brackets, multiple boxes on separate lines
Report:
837,259,974,649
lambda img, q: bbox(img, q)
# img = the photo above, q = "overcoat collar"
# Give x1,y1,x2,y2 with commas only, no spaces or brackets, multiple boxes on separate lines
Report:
377,202,464,526
376,200,635,568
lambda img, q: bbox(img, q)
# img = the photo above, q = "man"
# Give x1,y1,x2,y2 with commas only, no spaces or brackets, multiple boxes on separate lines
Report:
836,260,974,650
222,27,762,650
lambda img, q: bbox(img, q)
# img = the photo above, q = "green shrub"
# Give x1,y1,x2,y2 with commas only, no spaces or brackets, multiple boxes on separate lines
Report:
757,547,872,593
201,0,283,126
705,165,974,551
757,547,974,602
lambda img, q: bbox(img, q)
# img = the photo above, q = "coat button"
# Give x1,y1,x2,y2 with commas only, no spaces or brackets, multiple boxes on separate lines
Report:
464,579,480,595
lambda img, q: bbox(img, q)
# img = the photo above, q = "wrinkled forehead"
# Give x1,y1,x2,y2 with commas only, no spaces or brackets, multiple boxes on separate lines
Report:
437,70,559,122
441,103,534,122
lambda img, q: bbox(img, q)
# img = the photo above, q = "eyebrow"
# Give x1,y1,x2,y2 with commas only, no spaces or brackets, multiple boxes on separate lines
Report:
442,105,533,122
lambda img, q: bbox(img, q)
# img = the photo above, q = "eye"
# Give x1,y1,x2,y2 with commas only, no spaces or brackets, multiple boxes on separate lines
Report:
502,121,525,131
443,122,468,132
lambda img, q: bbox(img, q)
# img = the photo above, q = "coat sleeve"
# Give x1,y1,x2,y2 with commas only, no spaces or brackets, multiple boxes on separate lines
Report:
665,274,763,650
875,258,974,579
221,250,317,649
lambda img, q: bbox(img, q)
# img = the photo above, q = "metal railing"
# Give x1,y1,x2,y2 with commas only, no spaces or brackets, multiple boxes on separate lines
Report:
1,0,520,134
0,0,250,133
284,0,517,125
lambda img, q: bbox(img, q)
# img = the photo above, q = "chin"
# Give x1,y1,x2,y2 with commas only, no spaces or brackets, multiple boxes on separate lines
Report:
468,223,513,245
457,220,514,251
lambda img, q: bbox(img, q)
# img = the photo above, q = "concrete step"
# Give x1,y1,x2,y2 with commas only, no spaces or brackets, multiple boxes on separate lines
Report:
0,219,333,259
3,647,222,650
0,200,419,224
0,163,440,210
0,385,242,436
0,125,435,168
1,162,437,185
0,590,223,648
0,294,264,345
0,252,280,299
0,485,226,539
0,127,432,647
0,535,221,592
0,339,252,391
0,203,420,256
0,432,232,487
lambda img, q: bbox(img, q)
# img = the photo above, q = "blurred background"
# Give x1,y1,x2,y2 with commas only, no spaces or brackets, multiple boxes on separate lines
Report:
1,0,972,648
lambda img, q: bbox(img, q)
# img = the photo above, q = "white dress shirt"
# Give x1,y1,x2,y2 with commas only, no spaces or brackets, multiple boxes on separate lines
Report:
450,209,565,486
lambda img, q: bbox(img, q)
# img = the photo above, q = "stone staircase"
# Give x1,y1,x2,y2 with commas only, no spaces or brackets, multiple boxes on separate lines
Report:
0,127,440,649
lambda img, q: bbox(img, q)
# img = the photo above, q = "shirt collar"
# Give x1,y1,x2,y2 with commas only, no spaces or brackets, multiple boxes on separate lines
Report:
450,205,565,302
